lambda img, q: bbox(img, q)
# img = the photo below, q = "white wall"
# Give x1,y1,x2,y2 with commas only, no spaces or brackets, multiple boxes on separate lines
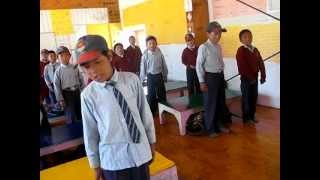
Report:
224,58,280,109
158,44,187,81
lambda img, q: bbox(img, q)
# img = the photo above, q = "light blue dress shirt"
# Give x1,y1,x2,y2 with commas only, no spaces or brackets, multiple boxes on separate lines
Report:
53,63,85,101
81,70,156,170
196,39,225,83
140,48,168,81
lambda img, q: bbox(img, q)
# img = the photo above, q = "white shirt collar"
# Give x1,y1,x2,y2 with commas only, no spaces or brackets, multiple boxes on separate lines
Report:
94,69,119,88
130,45,136,49
61,63,70,68
243,44,255,52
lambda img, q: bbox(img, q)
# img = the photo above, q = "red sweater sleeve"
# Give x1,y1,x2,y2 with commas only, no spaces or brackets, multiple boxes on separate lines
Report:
181,48,190,67
236,47,247,77
256,49,266,80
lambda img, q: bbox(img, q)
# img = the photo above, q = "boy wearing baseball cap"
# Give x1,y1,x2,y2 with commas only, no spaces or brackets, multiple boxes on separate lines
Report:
53,46,85,124
77,35,156,180
196,21,230,138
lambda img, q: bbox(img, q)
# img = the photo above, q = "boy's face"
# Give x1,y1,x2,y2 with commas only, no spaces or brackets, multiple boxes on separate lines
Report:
40,53,48,62
207,29,222,44
58,52,71,65
185,35,195,47
48,53,57,63
115,45,124,57
240,32,253,46
81,55,113,82
129,37,135,45
147,39,157,51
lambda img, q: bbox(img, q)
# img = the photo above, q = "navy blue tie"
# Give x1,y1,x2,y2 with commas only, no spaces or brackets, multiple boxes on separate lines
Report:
106,82,140,143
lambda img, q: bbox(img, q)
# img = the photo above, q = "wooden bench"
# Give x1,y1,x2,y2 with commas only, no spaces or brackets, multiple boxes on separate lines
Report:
40,151,178,180
158,89,241,136
40,122,83,157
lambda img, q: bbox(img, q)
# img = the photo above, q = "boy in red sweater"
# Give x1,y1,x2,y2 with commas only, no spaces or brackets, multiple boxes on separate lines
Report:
236,29,266,125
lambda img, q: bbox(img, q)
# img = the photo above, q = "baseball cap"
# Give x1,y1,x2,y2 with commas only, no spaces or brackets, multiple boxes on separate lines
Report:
56,46,70,55
207,21,227,33
75,35,109,65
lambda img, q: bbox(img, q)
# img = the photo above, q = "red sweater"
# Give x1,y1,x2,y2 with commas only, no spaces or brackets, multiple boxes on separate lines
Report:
126,46,142,73
181,46,198,67
236,46,266,81
112,54,136,73
40,61,49,100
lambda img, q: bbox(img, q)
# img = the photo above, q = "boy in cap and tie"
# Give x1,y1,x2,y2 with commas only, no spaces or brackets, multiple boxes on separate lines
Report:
196,21,230,138
54,46,85,124
76,35,156,180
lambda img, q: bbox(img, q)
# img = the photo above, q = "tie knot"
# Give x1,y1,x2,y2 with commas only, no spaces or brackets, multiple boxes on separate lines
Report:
105,81,116,87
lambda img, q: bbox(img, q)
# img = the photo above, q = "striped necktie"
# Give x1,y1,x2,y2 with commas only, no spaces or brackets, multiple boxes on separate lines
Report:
105,82,140,143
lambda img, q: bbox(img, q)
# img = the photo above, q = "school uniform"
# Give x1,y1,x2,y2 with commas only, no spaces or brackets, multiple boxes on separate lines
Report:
196,39,227,134
81,70,155,179
236,45,266,122
40,61,49,102
182,46,201,96
54,63,85,124
126,45,142,75
44,62,60,107
140,48,168,115
112,54,136,73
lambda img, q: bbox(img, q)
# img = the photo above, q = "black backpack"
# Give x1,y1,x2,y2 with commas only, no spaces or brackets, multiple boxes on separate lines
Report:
186,111,205,136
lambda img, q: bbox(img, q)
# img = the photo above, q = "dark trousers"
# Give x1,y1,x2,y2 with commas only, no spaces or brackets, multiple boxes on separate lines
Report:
240,78,258,122
49,90,57,106
186,68,201,96
62,89,82,124
103,163,150,180
203,72,227,134
147,73,167,115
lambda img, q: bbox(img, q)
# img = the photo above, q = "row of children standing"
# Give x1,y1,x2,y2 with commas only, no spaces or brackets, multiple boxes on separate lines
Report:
181,21,266,137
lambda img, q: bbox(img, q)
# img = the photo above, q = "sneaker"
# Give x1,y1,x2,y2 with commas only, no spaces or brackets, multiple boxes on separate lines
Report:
220,127,231,133
244,121,255,126
252,119,259,123
209,133,220,138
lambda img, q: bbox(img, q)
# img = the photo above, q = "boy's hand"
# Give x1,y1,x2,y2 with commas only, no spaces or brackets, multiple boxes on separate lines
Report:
200,83,208,92
260,78,266,84
149,144,156,164
94,167,105,180
190,65,196,69
59,100,65,109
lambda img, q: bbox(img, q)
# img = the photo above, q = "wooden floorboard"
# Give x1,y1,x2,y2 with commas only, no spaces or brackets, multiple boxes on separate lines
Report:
154,96,280,180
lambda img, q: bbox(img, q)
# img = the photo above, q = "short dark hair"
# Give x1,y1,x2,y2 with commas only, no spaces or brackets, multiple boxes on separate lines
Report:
113,43,123,51
129,35,135,39
239,29,252,40
146,35,157,44
48,50,56,54
185,33,194,41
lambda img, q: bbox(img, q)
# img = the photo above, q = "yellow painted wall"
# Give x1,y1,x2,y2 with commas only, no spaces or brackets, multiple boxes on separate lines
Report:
86,24,111,47
86,23,122,48
220,22,280,63
123,0,187,44
50,10,74,35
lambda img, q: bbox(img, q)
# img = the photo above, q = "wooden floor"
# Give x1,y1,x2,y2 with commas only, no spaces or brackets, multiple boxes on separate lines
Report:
46,91,280,180
155,95,280,180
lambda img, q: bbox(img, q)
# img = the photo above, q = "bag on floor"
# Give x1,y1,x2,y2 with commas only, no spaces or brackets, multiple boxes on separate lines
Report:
186,111,205,136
